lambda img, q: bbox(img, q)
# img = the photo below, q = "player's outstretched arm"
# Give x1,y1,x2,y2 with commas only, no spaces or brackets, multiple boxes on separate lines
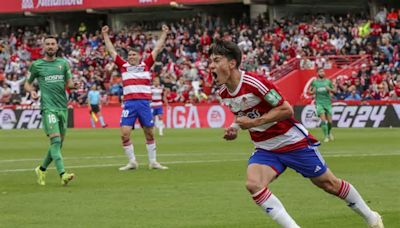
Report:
151,25,169,60
236,101,294,130
101,26,117,61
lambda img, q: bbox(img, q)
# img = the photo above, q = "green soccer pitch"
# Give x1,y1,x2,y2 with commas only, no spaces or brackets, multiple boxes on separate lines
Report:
1,128,399,228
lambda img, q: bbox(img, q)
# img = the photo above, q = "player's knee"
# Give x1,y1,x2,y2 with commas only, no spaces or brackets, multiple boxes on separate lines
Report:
245,179,265,194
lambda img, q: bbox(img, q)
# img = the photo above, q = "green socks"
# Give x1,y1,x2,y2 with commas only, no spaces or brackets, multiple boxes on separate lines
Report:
327,122,332,135
41,149,53,170
321,121,328,138
49,136,65,175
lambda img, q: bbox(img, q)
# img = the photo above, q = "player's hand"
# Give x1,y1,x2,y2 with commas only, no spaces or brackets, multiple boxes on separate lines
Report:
102,26,109,34
236,116,256,130
223,127,238,140
161,25,169,33
31,91,39,100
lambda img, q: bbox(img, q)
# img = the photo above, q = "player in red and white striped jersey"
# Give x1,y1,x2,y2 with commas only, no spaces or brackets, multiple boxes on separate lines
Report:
102,25,169,171
209,40,383,228
151,77,166,136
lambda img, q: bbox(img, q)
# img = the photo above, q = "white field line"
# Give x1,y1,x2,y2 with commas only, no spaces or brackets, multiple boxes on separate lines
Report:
0,152,400,173
1,151,400,163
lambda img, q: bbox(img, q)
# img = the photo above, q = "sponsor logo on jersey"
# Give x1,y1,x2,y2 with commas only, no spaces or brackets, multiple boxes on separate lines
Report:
127,66,145,73
238,109,260,119
45,74,64,82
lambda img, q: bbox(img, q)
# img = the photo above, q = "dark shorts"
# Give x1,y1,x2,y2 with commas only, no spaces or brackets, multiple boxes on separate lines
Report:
90,104,100,113
248,146,328,178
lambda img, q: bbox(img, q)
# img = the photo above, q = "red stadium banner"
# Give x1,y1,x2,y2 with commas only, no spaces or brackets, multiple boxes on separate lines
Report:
3,0,239,13
73,104,235,129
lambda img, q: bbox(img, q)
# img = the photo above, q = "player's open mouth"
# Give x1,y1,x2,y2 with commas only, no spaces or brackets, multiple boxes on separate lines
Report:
212,72,218,79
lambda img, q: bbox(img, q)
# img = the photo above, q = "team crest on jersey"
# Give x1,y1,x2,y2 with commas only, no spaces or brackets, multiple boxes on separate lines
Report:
223,94,261,112
58,65,63,70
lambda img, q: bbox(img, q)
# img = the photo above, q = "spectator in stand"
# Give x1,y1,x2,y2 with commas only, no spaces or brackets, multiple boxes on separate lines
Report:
372,84,390,100
345,88,362,101
300,55,314,69
0,83,11,104
1,8,400,107
334,84,350,100
390,77,400,99
5,73,25,94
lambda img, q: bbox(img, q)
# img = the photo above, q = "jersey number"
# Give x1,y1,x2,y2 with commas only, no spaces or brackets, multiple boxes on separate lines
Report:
48,114,57,124
122,110,129,118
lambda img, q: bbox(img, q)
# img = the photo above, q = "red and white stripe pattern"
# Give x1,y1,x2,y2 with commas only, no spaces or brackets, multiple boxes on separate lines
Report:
252,187,272,205
151,86,163,107
218,71,318,153
243,74,270,95
337,180,351,199
115,55,154,101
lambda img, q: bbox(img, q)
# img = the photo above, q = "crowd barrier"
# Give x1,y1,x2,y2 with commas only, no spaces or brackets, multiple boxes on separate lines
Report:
0,103,399,129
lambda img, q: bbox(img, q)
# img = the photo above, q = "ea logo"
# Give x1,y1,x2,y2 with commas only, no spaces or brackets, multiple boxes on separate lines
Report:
0,109,17,129
301,105,321,128
207,105,225,128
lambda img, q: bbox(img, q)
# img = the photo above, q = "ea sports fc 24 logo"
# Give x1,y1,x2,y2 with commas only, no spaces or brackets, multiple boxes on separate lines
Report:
22,0,84,9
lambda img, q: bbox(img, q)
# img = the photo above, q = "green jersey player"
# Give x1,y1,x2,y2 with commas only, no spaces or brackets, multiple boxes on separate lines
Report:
309,68,335,142
24,36,76,186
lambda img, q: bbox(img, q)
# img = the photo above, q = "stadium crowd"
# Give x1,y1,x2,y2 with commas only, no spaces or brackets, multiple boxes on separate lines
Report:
0,7,399,106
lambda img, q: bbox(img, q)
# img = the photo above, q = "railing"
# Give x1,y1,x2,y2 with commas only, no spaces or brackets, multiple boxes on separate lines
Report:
270,58,300,81
271,55,370,81
328,55,371,79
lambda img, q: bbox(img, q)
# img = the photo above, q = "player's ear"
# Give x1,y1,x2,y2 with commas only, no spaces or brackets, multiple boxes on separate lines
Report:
229,59,236,69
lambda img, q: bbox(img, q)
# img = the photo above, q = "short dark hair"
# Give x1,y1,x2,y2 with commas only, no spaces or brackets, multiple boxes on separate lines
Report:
44,35,58,42
128,46,142,54
208,39,242,68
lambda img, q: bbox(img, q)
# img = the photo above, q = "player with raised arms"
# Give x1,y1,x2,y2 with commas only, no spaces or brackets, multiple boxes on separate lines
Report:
102,25,169,170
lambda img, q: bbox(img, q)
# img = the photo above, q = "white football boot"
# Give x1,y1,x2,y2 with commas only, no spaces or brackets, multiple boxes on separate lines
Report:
119,160,139,171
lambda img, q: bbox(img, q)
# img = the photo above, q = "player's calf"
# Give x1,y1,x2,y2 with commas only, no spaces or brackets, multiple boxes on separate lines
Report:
312,171,382,227
251,187,300,228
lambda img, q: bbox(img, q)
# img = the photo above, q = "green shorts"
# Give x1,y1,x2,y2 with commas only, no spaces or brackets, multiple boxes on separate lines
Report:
42,110,68,136
315,103,332,116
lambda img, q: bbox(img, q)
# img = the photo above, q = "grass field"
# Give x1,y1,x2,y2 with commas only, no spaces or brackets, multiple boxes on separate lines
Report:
0,128,399,228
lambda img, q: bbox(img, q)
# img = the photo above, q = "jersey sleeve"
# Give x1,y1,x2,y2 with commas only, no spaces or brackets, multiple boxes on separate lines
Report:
114,55,127,70
143,54,155,70
64,60,72,81
27,62,38,83
328,80,333,89
251,75,285,107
